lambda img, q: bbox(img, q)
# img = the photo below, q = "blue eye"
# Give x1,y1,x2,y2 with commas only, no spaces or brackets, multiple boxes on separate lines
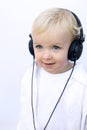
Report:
35,45,43,49
53,45,60,50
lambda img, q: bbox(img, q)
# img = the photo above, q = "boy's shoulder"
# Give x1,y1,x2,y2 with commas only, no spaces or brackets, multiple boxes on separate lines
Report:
21,64,33,84
73,62,87,85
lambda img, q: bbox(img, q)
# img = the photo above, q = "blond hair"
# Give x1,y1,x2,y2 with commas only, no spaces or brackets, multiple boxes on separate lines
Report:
32,8,81,40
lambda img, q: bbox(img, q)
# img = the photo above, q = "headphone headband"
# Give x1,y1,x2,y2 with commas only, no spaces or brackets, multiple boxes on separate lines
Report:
71,11,85,42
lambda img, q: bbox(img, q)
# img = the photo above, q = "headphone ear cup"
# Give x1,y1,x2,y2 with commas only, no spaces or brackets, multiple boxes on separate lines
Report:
68,39,83,61
28,39,35,57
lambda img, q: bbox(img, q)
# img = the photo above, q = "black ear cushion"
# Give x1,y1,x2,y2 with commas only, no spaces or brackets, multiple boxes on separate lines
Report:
28,39,35,57
68,39,83,61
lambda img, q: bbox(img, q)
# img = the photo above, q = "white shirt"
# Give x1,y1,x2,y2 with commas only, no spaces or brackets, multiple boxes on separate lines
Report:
17,62,87,130
35,65,72,130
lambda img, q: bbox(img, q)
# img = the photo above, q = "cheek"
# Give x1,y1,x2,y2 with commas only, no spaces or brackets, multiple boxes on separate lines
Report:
55,51,69,64
56,57,68,64
34,51,42,62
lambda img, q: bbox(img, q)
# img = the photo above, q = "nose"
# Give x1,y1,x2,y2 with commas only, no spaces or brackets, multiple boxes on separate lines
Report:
42,49,52,60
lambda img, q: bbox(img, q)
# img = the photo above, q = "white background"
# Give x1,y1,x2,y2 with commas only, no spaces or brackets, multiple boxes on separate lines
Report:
0,0,87,130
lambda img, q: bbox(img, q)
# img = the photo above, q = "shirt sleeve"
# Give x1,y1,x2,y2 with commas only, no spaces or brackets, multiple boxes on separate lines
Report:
81,85,87,130
17,68,34,130
17,79,29,130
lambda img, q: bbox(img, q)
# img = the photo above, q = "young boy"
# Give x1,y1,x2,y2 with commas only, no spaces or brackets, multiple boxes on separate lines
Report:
17,8,87,130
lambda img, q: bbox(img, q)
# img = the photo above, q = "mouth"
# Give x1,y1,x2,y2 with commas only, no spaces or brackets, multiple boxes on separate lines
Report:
43,62,55,66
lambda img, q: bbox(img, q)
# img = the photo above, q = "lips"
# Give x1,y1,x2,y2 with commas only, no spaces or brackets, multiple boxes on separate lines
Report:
43,62,55,65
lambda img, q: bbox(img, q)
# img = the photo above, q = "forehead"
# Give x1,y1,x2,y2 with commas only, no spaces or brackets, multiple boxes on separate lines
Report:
32,27,72,45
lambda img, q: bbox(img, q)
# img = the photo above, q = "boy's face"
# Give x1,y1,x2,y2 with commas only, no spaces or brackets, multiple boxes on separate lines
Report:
32,28,73,74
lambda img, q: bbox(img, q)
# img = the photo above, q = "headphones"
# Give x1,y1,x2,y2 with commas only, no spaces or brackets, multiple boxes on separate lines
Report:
28,10,85,62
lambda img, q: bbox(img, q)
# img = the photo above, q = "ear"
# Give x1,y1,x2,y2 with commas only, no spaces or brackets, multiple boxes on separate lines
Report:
68,39,83,61
28,34,35,57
